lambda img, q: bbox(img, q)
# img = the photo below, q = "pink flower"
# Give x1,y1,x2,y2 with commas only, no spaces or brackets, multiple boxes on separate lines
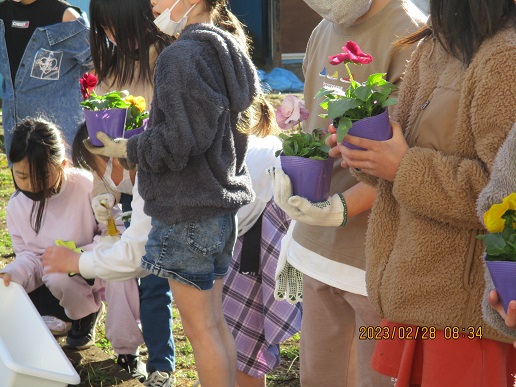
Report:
329,41,373,66
276,95,310,130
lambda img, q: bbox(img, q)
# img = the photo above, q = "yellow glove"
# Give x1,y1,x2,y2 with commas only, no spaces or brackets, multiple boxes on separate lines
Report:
54,240,84,276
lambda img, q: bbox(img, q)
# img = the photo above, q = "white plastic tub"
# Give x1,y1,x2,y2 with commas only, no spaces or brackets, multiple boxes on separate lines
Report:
0,282,80,387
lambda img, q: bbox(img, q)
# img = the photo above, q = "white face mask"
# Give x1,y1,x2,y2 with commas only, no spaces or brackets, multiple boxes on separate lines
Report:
303,0,373,27
153,0,197,36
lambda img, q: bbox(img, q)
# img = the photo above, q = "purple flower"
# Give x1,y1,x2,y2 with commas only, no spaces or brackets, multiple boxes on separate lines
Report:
276,95,310,130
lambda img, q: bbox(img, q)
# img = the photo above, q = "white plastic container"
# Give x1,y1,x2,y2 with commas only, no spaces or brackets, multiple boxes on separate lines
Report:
0,282,80,387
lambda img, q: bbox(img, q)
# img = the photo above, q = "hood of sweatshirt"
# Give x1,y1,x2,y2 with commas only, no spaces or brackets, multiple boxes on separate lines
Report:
179,23,260,113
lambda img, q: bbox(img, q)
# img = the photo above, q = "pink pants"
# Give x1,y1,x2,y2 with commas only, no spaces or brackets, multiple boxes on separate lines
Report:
105,279,144,355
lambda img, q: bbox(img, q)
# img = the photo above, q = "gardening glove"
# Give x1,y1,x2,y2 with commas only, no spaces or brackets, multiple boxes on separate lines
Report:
267,167,301,217
91,193,116,225
274,221,303,304
287,194,348,227
84,131,128,159
268,168,348,227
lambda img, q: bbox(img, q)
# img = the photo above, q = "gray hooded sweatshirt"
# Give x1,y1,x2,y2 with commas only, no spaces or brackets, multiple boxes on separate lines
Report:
127,24,259,225
477,123,516,340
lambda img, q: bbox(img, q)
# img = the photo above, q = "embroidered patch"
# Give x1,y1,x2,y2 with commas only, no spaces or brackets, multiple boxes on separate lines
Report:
30,49,62,80
12,20,29,28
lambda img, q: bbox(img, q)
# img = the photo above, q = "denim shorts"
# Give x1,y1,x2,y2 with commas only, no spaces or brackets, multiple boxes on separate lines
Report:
141,213,237,290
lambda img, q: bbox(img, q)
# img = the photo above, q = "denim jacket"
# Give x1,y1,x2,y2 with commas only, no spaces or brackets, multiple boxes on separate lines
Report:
0,16,91,159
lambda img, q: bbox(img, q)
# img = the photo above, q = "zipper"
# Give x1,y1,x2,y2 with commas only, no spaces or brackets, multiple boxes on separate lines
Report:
406,92,434,146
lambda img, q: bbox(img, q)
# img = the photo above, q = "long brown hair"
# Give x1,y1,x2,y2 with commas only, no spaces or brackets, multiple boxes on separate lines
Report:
206,0,279,138
398,0,516,65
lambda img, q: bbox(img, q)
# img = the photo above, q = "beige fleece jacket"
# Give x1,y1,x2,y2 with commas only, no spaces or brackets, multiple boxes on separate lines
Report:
363,27,516,343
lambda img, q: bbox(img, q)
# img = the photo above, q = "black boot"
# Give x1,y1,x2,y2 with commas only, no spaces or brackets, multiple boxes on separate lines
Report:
66,303,105,349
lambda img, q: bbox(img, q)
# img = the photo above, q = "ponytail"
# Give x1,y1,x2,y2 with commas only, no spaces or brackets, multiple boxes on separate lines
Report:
237,94,279,139
208,0,278,138
210,0,250,54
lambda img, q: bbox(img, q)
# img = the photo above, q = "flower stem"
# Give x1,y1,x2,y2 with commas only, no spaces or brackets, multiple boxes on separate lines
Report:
345,63,354,83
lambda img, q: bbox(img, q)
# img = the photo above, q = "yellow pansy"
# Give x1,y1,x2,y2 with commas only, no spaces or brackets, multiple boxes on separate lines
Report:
502,192,516,210
484,201,509,233
126,95,146,112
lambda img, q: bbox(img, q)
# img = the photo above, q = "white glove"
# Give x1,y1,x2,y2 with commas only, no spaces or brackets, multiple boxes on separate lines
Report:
287,194,347,227
92,193,116,225
274,221,303,304
268,168,347,227
84,131,128,159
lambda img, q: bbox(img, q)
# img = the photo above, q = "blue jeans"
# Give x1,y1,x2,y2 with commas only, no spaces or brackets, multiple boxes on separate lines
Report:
141,213,237,290
121,193,175,373
139,275,175,373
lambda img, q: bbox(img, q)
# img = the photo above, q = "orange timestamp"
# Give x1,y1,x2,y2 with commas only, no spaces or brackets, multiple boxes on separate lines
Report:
359,325,437,340
443,326,482,340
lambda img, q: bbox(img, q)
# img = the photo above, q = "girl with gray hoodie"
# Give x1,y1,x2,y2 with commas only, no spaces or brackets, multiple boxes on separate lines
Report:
82,1,275,386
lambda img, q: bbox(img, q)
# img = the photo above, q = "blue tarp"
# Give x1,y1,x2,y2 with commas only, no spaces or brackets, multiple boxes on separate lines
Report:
258,67,304,93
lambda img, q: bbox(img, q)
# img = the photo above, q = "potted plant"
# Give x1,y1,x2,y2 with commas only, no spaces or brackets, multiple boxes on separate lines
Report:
315,41,398,149
477,193,516,312
79,73,149,146
275,95,333,202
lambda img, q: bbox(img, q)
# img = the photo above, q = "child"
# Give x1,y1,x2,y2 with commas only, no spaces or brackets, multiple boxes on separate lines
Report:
0,117,104,349
477,123,516,346
82,1,176,383
328,0,516,384
222,133,303,387
85,0,276,385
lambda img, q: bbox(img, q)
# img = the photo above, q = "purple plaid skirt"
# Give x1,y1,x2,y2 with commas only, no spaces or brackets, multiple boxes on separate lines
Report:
222,201,303,378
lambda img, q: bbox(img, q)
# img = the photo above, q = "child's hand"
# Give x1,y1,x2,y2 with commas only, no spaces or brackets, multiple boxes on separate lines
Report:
0,273,11,286
488,290,516,348
92,193,116,225
42,246,81,274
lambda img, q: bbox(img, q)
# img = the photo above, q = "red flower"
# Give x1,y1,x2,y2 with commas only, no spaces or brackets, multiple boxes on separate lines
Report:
328,41,373,66
79,73,98,100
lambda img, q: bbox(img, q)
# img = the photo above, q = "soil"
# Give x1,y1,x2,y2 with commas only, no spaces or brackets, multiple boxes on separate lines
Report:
60,342,144,387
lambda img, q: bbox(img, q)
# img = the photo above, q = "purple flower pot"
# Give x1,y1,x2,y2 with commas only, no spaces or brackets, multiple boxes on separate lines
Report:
485,259,516,313
280,155,334,202
83,108,127,147
342,109,392,150
124,118,148,139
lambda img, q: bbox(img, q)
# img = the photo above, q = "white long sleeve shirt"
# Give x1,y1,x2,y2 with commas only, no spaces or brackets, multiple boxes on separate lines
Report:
79,175,150,280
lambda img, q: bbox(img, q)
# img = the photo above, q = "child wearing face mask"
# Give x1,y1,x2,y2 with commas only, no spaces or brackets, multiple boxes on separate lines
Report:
85,1,176,384
270,0,426,386
83,1,276,386
0,118,105,350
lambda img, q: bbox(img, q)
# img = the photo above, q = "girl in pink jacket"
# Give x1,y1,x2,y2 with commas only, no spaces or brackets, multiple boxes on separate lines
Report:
0,117,104,349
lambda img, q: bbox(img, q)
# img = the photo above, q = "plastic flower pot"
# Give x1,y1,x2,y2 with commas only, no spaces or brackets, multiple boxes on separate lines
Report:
124,118,148,139
280,155,334,202
342,109,392,150
485,259,516,313
83,108,127,147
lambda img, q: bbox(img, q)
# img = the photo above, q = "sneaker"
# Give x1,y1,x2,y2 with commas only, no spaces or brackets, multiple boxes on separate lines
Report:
66,303,105,349
144,370,174,387
42,315,72,336
117,354,147,383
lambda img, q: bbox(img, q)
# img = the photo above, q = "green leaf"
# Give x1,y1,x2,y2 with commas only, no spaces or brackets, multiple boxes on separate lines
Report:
327,98,361,120
366,73,387,86
336,117,353,143
354,86,373,102
381,98,398,108
483,233,507,256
